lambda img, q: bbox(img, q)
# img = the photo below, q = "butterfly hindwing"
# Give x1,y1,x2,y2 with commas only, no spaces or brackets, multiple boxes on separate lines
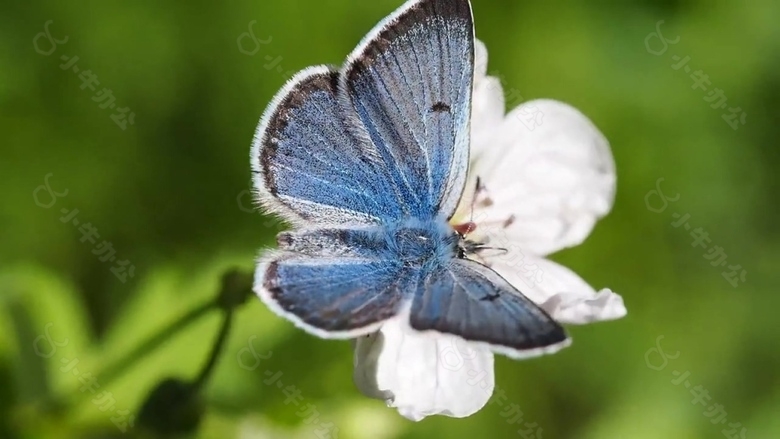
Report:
410,258,571,359
340,0,474,220
257,227,415,337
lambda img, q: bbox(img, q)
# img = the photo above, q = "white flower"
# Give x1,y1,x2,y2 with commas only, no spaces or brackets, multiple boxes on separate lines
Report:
352,40,627,421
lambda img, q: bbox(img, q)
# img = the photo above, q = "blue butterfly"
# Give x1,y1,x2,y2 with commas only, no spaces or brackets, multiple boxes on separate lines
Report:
251,0,569,359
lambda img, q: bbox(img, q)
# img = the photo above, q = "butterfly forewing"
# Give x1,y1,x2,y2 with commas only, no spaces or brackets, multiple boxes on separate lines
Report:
341,0,474,220
252,67,403,225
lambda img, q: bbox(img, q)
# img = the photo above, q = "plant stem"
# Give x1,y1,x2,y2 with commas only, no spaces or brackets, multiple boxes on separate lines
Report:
192,309,233,390
97,299,217,391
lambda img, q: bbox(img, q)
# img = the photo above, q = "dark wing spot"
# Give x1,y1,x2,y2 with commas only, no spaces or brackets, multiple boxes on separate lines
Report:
263,261,280,291
276,232,293,248
480,293,501,302
431,102,451,113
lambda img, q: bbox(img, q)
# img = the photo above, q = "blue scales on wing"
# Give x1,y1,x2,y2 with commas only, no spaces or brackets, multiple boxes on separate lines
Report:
253,67,405,225
410,259,569,357
260,228,418,335
253,0,475,226
341,0,474,220
262,256,414,334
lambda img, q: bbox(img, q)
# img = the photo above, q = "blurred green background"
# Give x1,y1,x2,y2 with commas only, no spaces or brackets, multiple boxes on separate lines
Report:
2,0,779,438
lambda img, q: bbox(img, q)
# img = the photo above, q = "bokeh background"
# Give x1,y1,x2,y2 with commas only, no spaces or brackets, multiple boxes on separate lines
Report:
2,0,779,438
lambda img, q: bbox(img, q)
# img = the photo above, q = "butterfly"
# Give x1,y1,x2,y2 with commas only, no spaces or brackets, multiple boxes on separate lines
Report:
251,0,569,359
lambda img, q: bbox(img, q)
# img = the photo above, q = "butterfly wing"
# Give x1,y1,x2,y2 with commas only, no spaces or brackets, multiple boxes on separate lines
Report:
410,259,571,359
252,67,407,226
254,0,474,226
340,0,474,220
257,228,415,338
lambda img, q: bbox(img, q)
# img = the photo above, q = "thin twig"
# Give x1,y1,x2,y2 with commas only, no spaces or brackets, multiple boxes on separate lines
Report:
98,300,218,389
192,309,233,390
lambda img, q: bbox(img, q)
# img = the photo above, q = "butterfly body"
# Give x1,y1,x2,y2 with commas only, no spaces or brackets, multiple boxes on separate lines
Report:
275,217,460,283
386,217,460,268
252,0,571,359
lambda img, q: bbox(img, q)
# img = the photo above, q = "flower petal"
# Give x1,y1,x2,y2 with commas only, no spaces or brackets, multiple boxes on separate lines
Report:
471,40,505,157
470,99,616,256
353,315,494,421
539,289,626,324
474,39,489,78
482,251,626,325
452,39,504,224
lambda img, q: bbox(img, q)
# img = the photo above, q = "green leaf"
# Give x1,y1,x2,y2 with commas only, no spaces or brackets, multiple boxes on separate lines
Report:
0,263,91,404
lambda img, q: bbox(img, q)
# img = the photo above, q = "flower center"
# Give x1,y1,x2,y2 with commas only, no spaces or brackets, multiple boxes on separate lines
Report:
452,221,477,236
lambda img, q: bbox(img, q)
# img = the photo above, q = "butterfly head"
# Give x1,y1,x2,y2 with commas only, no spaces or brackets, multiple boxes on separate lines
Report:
452,220,507,258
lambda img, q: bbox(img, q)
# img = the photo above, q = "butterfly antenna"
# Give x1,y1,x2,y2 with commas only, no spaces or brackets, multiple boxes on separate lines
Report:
474,245,508,256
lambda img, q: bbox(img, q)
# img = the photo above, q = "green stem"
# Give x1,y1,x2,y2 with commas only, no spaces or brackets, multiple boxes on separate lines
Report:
43,299,217,414
97,299,217,391
192,309,233,390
